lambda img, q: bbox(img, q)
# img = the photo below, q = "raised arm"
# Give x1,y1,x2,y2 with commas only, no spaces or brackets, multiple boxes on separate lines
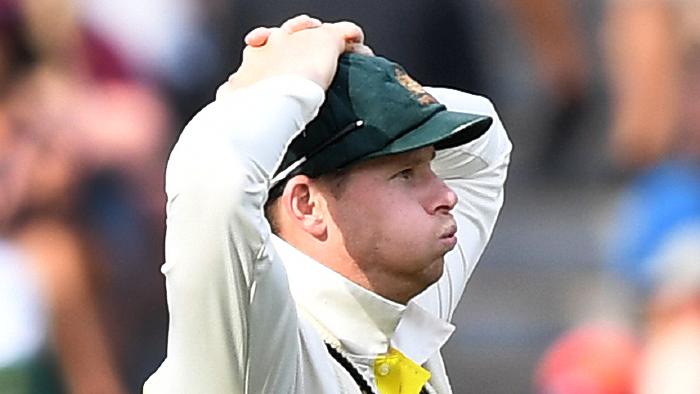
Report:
416,88,512,320
145,23,363,393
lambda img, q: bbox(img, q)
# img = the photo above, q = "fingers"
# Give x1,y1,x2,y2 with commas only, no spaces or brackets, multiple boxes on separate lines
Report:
244,27,272,47
280,14,322,33
244,14,322,47
229,17,370,92
326,21,373,55
328,21,364,44
346,42,374,56
245,18,365,48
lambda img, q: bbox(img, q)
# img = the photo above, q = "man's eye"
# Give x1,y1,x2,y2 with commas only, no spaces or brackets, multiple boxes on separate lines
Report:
396,168,413,180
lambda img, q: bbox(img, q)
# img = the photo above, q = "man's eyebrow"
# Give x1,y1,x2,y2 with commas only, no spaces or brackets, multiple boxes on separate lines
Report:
396,149,436,167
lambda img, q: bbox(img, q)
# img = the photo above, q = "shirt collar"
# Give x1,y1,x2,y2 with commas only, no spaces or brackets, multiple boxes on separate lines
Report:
272,236,455,364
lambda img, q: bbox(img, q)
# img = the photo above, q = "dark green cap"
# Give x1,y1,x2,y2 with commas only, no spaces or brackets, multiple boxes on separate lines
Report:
273,53,493,182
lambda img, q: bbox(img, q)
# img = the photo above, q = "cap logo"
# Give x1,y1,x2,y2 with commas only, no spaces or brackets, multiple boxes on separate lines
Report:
394,67,438,106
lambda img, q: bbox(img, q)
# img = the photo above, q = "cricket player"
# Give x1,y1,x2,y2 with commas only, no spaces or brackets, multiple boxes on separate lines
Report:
144,15,511,394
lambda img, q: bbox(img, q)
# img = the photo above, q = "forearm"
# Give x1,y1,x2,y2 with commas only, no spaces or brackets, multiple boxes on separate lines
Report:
430,88,511,254
422,88,512,318
163,76,324,306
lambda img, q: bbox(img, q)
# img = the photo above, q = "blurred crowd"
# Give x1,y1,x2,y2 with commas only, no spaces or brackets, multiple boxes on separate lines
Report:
536,1,700,393
1,0,699,393
0,0,226,391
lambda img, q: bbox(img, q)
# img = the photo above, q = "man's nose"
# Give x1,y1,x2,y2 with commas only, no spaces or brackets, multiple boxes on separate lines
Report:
429,176,458,214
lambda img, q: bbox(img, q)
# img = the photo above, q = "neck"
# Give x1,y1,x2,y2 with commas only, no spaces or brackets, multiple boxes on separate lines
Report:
283,233,439,305
351,265,439,304
305,246,437,304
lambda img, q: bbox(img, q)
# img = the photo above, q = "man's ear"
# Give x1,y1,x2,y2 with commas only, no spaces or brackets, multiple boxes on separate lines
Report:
281,175,327,239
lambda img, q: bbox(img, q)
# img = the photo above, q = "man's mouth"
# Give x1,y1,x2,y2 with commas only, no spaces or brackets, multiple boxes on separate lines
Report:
440,223,457,239
439,223,458,249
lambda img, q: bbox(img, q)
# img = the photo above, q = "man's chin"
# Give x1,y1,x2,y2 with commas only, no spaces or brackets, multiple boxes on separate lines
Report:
422,257,445,285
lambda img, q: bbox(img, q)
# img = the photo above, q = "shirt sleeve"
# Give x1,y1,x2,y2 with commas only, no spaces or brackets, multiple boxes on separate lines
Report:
144,76,325,393
414,88,512,321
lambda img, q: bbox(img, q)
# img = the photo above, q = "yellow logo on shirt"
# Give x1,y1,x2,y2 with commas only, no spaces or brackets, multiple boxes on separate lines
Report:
374,347,431,394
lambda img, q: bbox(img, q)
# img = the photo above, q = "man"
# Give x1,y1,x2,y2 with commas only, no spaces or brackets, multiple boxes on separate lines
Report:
145,15,511,394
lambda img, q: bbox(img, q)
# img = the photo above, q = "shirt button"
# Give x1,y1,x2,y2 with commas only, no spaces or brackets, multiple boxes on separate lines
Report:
378,364,391,376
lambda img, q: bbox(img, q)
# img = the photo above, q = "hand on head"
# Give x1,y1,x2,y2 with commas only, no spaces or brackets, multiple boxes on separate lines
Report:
244,14,324,46
245,15,374,56
221,15,373,94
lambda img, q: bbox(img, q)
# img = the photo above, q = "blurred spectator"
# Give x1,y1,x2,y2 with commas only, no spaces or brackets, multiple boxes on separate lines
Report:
544,1,700,392
602,0,700,169
602,0,700,319
1,0,172,391
535,323,640,394
0,77,127,393
76,0,231,125
608,162,700,291
606,168,700,393
500,0,593,170
503,0,590,101
637,225,700,393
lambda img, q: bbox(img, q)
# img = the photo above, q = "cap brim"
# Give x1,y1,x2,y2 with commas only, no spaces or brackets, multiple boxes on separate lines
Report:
366,111,493,159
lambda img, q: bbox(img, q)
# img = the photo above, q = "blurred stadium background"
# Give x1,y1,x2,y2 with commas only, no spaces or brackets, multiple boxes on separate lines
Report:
2,0,699,393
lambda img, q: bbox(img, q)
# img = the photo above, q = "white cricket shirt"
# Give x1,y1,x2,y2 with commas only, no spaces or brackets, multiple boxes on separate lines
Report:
144,75,511,393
